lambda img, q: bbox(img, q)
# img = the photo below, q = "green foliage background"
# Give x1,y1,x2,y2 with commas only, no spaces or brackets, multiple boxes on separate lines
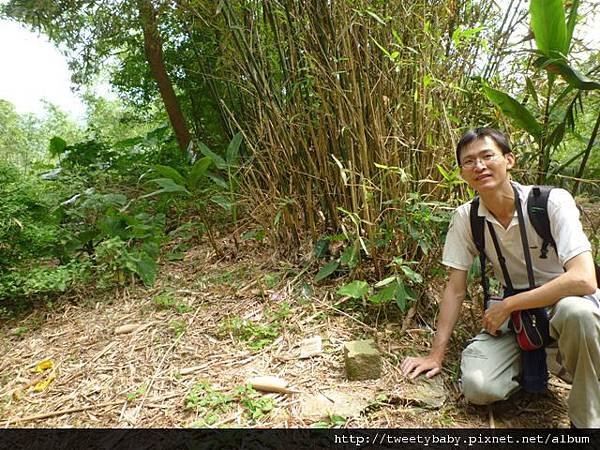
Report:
0,0,598,315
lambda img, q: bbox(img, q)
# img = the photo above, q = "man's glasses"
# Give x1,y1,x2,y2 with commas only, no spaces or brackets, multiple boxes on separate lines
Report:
460,153,503,169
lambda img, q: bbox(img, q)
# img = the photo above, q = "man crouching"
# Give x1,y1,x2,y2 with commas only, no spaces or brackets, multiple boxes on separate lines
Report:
401,128,600,428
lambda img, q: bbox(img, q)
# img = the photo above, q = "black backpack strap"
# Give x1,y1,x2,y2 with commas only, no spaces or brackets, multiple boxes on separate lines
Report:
527,186,556,259
527,185,600,287
469,197,490,309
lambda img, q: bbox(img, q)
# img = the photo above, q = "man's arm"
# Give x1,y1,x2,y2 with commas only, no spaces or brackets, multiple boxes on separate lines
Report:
484,251,597,334
401,268,467,379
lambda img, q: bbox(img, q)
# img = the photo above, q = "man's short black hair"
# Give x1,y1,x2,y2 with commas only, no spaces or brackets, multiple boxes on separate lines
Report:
456,128,511,166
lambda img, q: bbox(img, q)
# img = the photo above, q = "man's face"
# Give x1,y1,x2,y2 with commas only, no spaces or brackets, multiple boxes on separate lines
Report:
459,136,514,193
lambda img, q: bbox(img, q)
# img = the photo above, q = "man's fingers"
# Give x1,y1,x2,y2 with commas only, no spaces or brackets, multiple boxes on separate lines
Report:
426,367,439,378
409,368,422,380
401,357,441,380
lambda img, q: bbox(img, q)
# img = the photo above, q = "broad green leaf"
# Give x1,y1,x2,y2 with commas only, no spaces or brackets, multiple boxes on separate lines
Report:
534,56,600,90
152,165,185,186
313,239,329,259
337,280,369,299
102,193,128,206
134,253,157,286
374,276,397,288
369,284,396,304
140,178,190,199
98,214,127,238
211,193,233,212
226,132,242,166
76,229,100,244
199,142,227,170
153,178,188,191
395,281,415,311
482,85,542,139
340,244,358,269
188,156,212,190
401,266,423,284
315,260,339,282
49,136,67,157
206,172,228,189
114,136,143,149
530,0,568,57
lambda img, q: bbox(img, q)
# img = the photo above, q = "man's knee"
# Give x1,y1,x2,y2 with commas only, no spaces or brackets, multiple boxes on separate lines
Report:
460,333,520,405
552,296,600,336
461,369,516,405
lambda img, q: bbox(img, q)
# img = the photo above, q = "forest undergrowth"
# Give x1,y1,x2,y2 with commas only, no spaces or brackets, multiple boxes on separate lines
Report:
1,221,585,429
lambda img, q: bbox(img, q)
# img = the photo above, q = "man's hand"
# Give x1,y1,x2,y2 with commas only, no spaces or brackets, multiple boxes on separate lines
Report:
401,354,442,380
483,299,511,335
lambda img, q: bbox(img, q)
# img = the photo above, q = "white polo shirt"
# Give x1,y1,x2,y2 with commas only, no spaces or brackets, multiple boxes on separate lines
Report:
442,182,592,289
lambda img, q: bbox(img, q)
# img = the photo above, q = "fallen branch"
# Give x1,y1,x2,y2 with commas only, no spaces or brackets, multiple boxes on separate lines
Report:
5,401,122,425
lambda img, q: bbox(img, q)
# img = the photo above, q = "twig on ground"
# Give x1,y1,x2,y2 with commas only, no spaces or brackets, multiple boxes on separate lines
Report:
313,294,378,334
130,304,203,422
488,405,495,428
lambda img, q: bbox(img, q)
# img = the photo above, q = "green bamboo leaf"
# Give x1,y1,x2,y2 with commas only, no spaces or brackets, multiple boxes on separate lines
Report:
365,10,385,25
530,0,568,57
548,122,566,148
525,77,539,108
315,260,339,282
337,280,369,299
534,56,600,90
152,165,185,186
565,0,580,52
199,142,227,170
226,132,242,166
482,85,542,139
436,164,450,181
188,156,213,190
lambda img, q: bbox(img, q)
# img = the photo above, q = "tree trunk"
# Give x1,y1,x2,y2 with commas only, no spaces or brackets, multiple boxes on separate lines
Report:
137,0,192,152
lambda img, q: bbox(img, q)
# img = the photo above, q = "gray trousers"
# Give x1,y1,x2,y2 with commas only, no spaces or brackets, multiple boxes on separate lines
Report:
460,290,600,428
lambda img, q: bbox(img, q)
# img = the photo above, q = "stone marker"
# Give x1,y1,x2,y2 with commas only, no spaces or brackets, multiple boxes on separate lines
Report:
299,335,322,359
344,339,381,380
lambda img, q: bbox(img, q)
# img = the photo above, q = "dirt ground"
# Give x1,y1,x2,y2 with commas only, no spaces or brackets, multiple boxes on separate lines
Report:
0,236,575,429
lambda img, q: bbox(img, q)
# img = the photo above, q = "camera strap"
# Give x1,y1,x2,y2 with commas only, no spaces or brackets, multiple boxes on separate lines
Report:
484,184,536,303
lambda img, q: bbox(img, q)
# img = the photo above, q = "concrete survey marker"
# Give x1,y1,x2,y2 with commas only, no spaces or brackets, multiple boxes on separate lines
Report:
343,339,382,381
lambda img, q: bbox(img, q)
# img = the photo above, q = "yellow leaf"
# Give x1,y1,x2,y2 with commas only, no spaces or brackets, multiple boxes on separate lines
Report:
35,359,54,373
11,388,23,401
33,374,56,392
